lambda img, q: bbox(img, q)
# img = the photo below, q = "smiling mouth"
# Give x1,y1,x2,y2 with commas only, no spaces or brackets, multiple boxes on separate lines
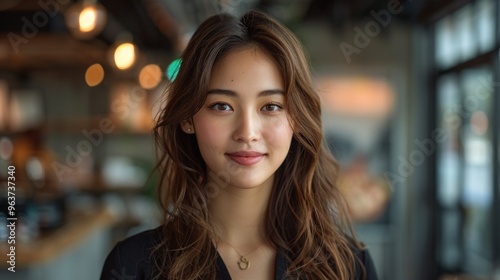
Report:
226,151,265,166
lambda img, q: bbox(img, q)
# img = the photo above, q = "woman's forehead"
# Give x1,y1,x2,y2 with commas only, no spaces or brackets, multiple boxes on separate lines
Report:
207,47,284,93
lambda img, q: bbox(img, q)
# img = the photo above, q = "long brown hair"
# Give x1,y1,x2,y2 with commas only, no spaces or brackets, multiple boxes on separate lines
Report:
152,10,364,279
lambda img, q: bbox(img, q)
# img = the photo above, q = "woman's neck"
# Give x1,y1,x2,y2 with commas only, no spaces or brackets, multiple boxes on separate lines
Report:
209,182,273,247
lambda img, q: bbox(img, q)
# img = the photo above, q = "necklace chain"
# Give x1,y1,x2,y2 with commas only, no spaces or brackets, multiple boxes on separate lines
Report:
221,241,264,270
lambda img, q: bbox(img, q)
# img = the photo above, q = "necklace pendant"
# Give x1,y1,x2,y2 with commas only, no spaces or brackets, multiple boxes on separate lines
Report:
237,256,250,270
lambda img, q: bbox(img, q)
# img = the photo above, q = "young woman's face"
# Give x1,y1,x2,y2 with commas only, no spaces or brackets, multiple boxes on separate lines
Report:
188,47,293,191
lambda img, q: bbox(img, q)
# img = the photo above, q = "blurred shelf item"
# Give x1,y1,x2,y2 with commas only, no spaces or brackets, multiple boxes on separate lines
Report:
77,175,148,193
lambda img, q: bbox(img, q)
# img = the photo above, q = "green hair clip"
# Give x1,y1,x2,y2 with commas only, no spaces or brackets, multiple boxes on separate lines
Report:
166,58,182,81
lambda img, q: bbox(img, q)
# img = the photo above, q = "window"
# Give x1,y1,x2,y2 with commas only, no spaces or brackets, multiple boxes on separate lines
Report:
430,0,499,278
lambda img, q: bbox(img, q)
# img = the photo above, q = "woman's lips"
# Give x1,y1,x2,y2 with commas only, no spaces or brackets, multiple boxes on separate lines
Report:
226,151,265,166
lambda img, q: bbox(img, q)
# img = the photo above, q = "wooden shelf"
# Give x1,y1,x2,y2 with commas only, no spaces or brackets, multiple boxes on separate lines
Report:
0,207,116,268
42,117,153,135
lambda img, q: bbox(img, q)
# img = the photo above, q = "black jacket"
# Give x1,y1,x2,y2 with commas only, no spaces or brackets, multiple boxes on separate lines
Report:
100,227,379,280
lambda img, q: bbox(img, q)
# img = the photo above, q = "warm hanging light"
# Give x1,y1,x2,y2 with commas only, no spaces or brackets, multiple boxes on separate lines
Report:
139,64,162,89
65,0,107,39
79,6,97,32
85,63,105,87
113,42,136,70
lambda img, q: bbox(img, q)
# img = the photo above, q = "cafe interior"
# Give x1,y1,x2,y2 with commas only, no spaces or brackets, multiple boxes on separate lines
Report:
0,0,499,279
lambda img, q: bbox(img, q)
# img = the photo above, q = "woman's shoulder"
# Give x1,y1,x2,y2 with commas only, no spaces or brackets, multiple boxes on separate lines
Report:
352,243,379,280
113,226,162,253
100,227,163,280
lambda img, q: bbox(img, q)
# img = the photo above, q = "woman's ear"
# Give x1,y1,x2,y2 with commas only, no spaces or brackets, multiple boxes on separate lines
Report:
180,119,195,134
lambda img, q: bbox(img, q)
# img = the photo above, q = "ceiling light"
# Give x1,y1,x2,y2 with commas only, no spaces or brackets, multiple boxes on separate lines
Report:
139,64,162,89
113,42,136,70
65,1,106,39
85,63,105,87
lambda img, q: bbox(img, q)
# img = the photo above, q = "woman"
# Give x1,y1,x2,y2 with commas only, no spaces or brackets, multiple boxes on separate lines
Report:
101,10,378,280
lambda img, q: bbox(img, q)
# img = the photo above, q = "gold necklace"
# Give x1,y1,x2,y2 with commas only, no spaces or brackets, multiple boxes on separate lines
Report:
222,241,264,270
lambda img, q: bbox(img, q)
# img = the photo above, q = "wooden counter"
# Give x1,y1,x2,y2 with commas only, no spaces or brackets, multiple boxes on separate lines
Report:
0,207,116,268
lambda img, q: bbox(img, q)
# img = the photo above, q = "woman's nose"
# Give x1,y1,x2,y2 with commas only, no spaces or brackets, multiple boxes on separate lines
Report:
232,110,260,143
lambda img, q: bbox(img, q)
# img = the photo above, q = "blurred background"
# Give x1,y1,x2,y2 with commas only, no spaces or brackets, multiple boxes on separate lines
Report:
0,0,499,279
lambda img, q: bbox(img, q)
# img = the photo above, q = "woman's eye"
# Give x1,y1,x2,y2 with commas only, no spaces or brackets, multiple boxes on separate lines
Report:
262,103,283,112
209,103,232,111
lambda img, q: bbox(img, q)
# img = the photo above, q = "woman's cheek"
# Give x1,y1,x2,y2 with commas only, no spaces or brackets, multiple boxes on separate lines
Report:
264,117,293,144
196,118,227,144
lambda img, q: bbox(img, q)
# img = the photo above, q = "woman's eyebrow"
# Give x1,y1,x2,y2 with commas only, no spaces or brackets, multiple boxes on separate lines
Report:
206,89,284,96
259,89,284,96
206,89,237,96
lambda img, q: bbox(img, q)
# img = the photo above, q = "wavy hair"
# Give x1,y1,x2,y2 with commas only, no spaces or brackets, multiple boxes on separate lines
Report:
152,10,364,280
